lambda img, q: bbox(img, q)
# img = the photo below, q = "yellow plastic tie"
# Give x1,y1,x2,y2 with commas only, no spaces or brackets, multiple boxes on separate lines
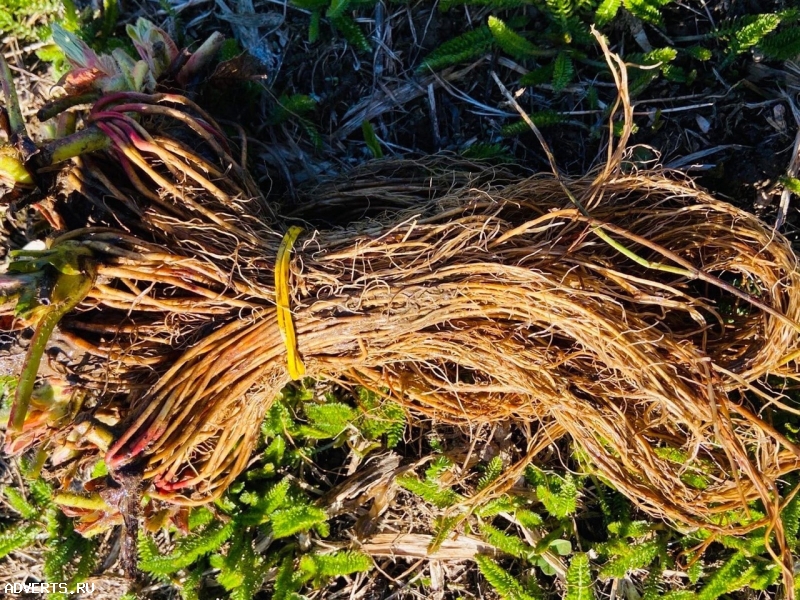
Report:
275,226,306,380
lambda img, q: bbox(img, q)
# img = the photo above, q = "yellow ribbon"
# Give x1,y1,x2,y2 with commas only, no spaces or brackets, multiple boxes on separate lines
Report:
275,226,306,380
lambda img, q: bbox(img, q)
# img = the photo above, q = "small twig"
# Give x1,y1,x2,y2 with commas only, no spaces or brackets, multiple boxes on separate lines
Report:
427,84,441,148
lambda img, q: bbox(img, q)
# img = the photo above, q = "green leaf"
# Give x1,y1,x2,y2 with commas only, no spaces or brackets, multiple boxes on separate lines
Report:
685,45,712,61
28,478,53,506
361,120,384,158
264,435,286,464
686,555,703,584
476,495,522,517
44,515,90,600
426,455,454,481
528,469,577,519
599,540,661,578
595,0,622,26
273,556,302,600
3,487,39,519
430,515,461,553
520,62,554,87
90,459,109,479
43,512,74,582
516,509,544,530
477,456,504,492
697,552,753,600
271,94,317,125
308,10,321,43
188,506,215,531
0,0,65,43
760,26,800,60
271,504,328,538
545,0,576,37
623,0,672,26
418,26,494,72
397,475,463,508
537,557,557,576
461,142,514,162
488,16,543,59
480,523,535,559
551,52,574,92
331,14,371,52
298,550,372,584
210,532,269,600
301,401,357,439
720,14,782,56
782,176,800,195
476,555,540,600
179,564,205,600
440,0,530,9
62,0,80,31
566,553,594,600
290,0,328,8
659,581,690,599
500,110,566,137
0,523,40,559
139,521,234,575
326,0,350,19
240,478,291,525
550,539,572,556
607,520,652,538
356,388,406,446
782,484,800,543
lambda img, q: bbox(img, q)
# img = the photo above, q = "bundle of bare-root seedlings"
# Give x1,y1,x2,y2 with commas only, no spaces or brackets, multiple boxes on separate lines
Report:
3,22,800,591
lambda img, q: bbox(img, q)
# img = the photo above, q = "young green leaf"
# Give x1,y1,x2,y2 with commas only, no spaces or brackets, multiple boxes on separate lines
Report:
477,456,504,492
397,475,463,508
298,550,372,584
476,555,540,600
595,0,622,26
488,16,543,59
721,14,782,56
0,523,40,559
331,14,371,53
139,521,234,575
479,523,535,559
599,540,662,578
3,487,39,519
759,26,800,60
566,553,594,600
210,533,270,600
418,26,494,72
624,0,672,26
301,402,357,439
326,0,351,19
551,52,574,92
271,504,328,538
273,556,302,600
430,515,461,553
362,120,384,158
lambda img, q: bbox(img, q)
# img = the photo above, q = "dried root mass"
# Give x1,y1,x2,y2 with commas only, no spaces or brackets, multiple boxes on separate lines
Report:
3,89,800,571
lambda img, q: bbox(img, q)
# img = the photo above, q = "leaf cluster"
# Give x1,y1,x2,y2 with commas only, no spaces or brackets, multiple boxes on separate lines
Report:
0,0,65,42
135,381,404,599
1,474,97,598
289,0,373,51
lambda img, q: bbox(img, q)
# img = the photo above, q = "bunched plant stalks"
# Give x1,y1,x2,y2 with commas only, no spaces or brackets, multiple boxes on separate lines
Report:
4,21,800,593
